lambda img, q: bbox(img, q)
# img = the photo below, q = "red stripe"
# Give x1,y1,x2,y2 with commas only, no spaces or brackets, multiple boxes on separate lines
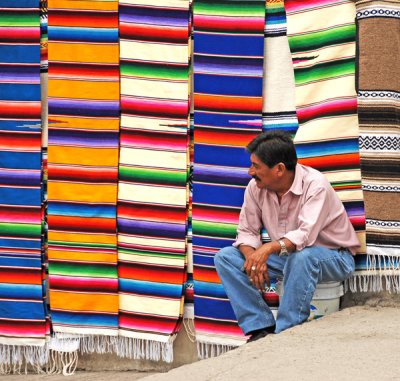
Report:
119,264,185,285
0,27,40,42
47,215,116,234
0,269,42,285
120,23,189,43
0,103,41,119
118,204,187,223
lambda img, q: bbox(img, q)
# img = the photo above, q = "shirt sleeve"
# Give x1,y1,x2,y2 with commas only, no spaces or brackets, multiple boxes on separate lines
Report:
233,183,263,249
283,186,330,251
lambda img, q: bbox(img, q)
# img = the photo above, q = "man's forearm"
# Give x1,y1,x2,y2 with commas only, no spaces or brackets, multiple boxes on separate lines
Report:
238,245,256,260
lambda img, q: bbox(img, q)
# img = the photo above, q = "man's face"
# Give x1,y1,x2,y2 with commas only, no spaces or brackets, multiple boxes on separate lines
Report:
248,153,279,190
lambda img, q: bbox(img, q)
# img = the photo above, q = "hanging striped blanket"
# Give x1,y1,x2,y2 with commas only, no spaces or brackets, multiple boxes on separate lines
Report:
117,0,190,363
354,0,400,292
0,0,48,369
285,0,366,259
192,0,265,357
47,0,120,341
263,0,298,135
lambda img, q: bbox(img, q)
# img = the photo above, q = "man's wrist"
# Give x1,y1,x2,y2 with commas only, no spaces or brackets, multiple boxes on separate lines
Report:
278,239,289,257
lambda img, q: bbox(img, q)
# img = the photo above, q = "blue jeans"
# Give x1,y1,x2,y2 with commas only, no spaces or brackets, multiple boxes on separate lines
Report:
214,245,355,334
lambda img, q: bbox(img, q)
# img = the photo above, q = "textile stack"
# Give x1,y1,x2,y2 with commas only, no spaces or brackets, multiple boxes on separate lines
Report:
0,0,398,373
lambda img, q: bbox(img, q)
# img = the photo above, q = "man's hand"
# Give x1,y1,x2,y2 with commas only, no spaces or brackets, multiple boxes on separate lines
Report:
244,246,271,291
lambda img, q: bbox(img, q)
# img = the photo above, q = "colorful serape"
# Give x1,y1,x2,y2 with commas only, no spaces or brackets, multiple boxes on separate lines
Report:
285,0,367,260
0,0,48,370
117,0,190,363
263,0,298,135
47,0,120,342
192,0,265,356
353,1,400,292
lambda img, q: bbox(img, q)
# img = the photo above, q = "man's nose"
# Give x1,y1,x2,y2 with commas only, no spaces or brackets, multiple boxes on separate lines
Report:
248,167,254,176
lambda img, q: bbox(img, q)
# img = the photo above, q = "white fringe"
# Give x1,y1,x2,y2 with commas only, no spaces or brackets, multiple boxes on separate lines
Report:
46,350,78,376
79,335,118,355
115,336,174,363
346,254,400,294
183,318,196,343
0,345,48,375
196,342,236,360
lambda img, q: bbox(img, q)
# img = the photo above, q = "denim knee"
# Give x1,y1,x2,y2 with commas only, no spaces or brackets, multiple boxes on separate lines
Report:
214,246,240,270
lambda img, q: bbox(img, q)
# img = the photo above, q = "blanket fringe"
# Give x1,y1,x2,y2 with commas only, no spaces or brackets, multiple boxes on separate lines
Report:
196,342,236,360
79,335,118,355
347,254,400,293
115,336,174,363
46,350,78,376
0,344,48,375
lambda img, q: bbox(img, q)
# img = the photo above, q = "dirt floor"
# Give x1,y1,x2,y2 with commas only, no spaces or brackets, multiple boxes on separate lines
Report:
2,305,400,381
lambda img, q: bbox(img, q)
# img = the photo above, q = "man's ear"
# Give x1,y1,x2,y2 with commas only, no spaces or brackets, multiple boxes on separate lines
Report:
276,162,286,175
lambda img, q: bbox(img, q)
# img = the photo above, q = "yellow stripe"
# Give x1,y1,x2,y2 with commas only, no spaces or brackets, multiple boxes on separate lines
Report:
48,249,117,263
50,0,118,11
49,42,119,64
49,116,120,130
50,291,118,313
48,146,119,166
49,80,119,100
48,182,117,203
49,231,116,245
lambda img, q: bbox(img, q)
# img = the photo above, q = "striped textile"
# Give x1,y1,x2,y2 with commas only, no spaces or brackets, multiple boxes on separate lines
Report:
285,0,367,258
353,1,400,292
47,0,120,339
117,0,190,363
192,0,265,356
0,0,48,367
263,0,298,135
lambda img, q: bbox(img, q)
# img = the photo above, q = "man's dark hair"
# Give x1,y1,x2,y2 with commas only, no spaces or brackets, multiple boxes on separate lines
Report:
246,130,297,171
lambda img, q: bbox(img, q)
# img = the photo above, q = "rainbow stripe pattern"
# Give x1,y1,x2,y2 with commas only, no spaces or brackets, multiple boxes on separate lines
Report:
47,0,120,336
192,0,265,352
0,0,47,347
285,0,366,252
117,0,190,362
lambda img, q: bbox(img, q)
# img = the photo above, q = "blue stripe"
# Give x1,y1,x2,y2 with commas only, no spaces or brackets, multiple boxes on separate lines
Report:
193,254,215,267
194,33,264,57
0,84,41,101
195,74,263,97
194,144,250,167
0,256,42,268
48,27,118,43
194,280,226,298
0,152,41,169
195,111,261,129
0,120,41,132
51,311,118,327
194,295,236,320
296,139,359,158
119,279,183,298
0,238,41,249
0,187,41,206
193,183,245,207
48,203,116,218
0,300,45,320
192,236,235,249
0,283,43,300
0,0,39,6
0,46,40,63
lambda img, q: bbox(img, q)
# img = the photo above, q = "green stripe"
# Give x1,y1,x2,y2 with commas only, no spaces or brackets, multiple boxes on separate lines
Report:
118,248,185,260
289,24,355,53
119,166,187,186
194,1,266,17
0,14,40,27
294,58,355,85
0,223,41,238
121,62,188,81
192,220,237,239
49,262,117,278
48,240,116,250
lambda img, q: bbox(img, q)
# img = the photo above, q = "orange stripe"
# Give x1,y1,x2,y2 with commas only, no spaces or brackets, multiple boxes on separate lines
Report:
194,94,262,113
48,249,117,263
50,290,118,313
49,116,119,130
50,0,118,11
195,129,258,146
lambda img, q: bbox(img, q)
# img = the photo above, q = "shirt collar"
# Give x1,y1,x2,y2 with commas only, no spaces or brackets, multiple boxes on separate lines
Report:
288,163,304,196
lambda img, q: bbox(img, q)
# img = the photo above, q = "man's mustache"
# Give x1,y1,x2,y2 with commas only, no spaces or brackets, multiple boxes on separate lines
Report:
252,175,261,181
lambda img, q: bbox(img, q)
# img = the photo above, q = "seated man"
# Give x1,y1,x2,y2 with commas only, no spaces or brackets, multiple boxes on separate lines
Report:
214,130,360,342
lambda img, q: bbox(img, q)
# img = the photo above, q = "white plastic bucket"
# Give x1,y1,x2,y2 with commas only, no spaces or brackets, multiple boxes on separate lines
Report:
275,281,344,319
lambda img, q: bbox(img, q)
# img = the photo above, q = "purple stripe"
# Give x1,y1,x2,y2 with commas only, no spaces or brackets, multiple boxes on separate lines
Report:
48,129,119,147
118,218,186,239
48,99,119,117
194,165,250,186
0,171,40,186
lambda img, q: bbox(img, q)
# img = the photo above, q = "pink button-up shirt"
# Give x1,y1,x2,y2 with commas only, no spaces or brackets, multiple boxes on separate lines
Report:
233,164,360,254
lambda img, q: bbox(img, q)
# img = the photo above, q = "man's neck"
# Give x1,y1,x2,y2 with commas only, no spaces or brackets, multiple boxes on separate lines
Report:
275,170,296,200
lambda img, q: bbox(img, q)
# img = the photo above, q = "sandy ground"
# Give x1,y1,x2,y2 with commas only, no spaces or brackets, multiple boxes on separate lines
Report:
2,306,400,381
